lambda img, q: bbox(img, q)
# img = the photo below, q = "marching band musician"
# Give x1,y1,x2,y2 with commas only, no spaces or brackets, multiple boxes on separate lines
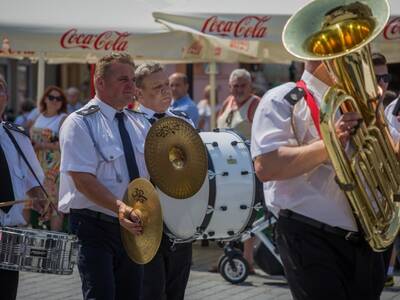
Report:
0,74,47,300
58,53,151,300
134,62,194,300
251,60,385,300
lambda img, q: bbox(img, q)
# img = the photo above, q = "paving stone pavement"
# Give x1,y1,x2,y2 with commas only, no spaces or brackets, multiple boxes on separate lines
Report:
16,242,400,300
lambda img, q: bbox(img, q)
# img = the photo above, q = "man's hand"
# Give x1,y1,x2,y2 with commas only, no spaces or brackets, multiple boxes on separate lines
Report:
117,200,143,235
26,187,47,214
335,112,362,146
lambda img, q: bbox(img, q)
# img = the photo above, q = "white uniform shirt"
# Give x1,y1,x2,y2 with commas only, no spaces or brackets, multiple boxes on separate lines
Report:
384,98,400,143
0,123,44,226
251,71,357,231
138,105,195,127
58,97,151,217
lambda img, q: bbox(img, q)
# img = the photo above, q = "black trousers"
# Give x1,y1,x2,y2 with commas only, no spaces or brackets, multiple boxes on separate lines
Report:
382,243,394,276
0,269,18,300
69,213,143,300
141,234,192,300
277,215,385,300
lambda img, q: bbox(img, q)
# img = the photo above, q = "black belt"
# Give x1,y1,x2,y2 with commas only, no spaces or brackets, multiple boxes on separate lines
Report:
70,208,119,225
279,209,361,243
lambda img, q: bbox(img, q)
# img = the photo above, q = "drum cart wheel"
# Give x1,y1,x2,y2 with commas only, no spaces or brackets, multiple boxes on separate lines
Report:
218,242,249,284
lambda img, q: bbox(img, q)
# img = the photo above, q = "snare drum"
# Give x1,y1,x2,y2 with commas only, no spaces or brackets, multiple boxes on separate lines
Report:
0,227,78,275
159,129,263,242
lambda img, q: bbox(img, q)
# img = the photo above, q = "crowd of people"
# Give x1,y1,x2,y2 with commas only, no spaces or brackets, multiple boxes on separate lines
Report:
0,21,399,300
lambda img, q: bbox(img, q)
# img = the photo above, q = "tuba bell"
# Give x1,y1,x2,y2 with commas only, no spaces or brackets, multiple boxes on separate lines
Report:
283,0,400,251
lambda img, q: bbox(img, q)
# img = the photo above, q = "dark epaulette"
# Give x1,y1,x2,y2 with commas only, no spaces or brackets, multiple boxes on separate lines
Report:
124,108,145,115
170,110,189,119
284,86,305,106
2,121,30,138
76,105,100,116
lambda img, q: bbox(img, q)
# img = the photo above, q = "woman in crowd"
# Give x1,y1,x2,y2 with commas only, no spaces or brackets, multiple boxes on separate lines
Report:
30,86,67,231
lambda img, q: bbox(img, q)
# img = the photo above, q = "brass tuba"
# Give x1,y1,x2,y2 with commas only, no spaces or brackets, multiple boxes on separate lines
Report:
282,0,400,251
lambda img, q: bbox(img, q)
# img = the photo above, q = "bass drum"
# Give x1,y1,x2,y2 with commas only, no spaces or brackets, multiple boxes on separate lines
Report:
158,129,262,242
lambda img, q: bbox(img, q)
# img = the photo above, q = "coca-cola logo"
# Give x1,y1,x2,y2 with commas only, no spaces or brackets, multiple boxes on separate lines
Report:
60,29,130,51
229,40,249,52
183,39,203,56
383,17,400,40
200,16,270,39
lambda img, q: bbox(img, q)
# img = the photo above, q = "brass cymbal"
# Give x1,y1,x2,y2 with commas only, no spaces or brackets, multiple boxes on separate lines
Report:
145,117,207,199
121,178,163,264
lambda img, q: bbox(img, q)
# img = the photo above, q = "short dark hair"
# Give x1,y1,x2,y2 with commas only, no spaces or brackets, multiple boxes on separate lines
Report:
383,90,398,108
372,52,387,66
95,52,135,81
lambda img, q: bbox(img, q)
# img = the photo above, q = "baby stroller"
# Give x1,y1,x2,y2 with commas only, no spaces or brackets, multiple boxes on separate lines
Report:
217,212,285,284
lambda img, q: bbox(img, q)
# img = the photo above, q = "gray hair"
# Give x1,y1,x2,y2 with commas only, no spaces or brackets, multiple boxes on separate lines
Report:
66,86,80,96
135,62,164,88
229,69,251,83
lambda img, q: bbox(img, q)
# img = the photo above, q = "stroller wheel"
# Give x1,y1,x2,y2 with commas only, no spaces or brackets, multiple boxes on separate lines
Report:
217,255,228,272
220,256,249,284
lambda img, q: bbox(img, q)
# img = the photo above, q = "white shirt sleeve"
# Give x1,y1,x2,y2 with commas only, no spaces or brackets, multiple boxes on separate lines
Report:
384,99,400,143
60,115,99,175
251,84,296,159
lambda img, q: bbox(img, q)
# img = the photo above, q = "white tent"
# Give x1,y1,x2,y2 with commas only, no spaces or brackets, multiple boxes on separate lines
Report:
1,0,399,106
154,0,400,63
2,0,398,63
0,0,279,64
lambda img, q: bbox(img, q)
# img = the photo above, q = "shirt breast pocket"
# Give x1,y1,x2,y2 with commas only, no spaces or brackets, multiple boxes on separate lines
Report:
98,145,124,181
13,163,27,183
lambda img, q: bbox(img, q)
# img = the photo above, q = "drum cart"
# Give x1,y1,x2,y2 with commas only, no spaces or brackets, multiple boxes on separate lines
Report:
217,213,285,284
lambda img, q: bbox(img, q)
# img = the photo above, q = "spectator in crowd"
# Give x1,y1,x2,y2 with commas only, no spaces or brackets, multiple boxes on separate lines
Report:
372,52,391,101
169,72,199,127
26,106,40,130
197,84,216,131
14,99,35,130
65,86,83,114
217,69,260,139
30,86,68,231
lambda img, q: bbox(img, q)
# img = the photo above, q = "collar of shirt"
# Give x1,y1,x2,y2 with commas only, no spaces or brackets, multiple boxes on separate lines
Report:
92,96,121,121
138,105,157,119
301,70,330,106
171,95,191,108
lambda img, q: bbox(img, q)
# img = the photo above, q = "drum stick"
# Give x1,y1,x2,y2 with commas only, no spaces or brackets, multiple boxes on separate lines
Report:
0,199,30,208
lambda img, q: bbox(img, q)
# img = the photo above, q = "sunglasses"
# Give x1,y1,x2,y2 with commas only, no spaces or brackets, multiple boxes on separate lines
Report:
375,74,391,83
47,95,63,102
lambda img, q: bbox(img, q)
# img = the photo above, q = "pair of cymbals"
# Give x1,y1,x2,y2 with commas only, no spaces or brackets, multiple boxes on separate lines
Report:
121,178,163,264
145,117,208,199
